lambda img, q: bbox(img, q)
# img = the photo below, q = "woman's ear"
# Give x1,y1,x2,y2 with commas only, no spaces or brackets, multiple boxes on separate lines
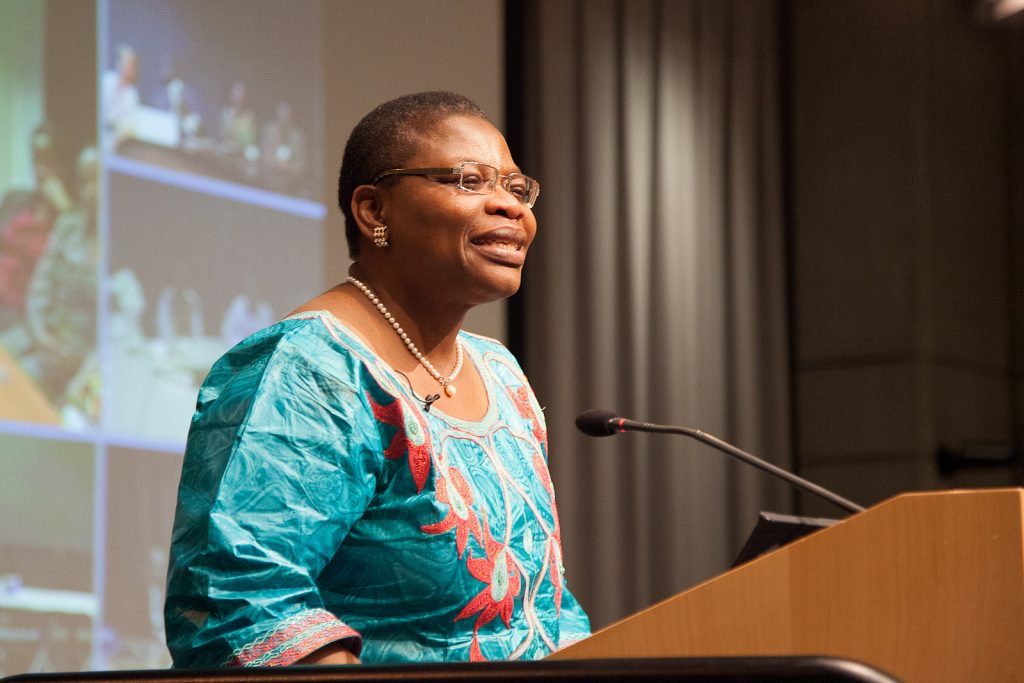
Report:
351,184,386,242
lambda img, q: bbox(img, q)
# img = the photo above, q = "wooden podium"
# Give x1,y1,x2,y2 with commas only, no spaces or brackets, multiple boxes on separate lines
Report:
549,488,1024,681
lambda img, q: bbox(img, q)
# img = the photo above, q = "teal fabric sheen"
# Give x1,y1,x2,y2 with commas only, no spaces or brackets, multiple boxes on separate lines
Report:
165,312,590,667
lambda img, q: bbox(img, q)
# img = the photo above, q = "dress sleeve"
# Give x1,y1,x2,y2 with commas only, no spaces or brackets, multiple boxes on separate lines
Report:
164,350,382,668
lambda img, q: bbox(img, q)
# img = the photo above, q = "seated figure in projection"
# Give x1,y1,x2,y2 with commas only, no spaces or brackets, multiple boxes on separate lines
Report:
0,124,72,332
260,101,308,195
218,81,258,159
101,45,141,151
16,146,99,408
164,92,590,667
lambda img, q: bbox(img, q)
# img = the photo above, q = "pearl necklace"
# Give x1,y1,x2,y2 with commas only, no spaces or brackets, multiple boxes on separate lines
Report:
347,276,463,397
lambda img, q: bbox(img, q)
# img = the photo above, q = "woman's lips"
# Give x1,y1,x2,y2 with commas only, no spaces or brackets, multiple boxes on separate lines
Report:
470,228,528,266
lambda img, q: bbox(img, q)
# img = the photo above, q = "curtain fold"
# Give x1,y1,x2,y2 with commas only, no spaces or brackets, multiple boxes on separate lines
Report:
515,0,790,628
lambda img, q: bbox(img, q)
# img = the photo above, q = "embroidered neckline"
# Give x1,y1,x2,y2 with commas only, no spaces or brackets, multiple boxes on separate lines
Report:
283,309,499,434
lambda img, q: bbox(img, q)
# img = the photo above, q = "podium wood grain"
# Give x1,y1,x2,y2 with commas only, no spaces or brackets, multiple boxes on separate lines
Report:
550,488,1024,681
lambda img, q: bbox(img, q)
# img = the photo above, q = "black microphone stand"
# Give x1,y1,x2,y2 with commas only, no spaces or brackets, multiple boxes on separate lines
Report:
612,417,865,514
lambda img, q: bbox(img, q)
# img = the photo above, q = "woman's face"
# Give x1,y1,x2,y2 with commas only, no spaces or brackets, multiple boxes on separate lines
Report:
378,115,538,306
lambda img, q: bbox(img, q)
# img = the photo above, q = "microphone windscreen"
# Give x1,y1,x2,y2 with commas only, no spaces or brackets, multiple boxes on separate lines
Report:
575,409,619,437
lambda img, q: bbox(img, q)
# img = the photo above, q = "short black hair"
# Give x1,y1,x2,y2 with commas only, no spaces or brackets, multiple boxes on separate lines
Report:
337,91,491,259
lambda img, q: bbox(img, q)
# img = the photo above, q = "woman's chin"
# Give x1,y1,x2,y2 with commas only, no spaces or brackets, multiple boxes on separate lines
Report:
463,269,524,305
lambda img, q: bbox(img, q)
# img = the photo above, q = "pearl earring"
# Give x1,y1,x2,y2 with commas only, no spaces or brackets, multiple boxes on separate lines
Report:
373,225,389,248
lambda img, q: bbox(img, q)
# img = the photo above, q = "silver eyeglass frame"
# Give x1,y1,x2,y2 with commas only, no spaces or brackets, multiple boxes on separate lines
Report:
371,161,540,208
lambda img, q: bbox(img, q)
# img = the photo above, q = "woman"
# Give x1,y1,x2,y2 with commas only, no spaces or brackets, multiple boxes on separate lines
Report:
164,92,590,667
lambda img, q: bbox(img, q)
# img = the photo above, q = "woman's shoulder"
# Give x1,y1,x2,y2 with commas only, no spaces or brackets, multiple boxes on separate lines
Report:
223,312,338,360
192,313,395,430
205,312,372,391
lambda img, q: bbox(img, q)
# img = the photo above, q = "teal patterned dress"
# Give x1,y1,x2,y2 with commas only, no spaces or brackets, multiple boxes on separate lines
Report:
164,311,590,667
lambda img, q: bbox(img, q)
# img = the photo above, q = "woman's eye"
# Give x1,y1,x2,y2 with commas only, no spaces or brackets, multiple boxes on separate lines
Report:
508,180,529,200
460,174,485,190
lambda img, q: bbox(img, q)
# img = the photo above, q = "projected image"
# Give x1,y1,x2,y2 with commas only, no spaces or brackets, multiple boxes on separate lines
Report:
0,9,99,431
102,449,180,669
103,0,323,202
105,172,324,445
2,0,327,673
0,437,94,676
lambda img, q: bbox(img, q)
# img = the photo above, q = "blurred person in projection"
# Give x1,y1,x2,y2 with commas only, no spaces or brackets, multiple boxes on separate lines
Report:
17,146,100,404
101,45,141,150
0,123,72,333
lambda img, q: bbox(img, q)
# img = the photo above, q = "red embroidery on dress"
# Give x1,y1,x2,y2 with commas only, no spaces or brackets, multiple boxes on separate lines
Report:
532,454,553,496
368,393,432,492
228,609,359,667
421,466,483,557
509,385,547,446
455,522,521,630
469,632,486,662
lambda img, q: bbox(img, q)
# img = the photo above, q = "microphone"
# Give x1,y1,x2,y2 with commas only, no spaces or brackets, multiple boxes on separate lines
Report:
575,409,865,514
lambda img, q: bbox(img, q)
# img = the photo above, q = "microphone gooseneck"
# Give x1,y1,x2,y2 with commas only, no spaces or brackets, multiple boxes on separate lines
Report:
575,408,865,515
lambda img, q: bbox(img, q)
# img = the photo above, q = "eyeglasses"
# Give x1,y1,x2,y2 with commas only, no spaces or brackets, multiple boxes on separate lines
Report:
372,161,540,208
